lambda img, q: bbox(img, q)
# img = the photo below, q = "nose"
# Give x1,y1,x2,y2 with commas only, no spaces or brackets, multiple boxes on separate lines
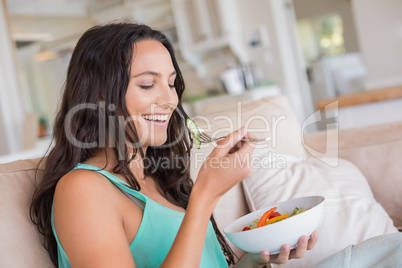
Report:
155,83,178,110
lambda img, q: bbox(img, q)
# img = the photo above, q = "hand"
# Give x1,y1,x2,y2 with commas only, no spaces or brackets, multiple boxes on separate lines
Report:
192,127,256,206
238,231,319,267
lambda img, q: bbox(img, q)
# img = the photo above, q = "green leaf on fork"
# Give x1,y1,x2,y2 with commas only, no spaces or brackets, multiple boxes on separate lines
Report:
186,118,201,149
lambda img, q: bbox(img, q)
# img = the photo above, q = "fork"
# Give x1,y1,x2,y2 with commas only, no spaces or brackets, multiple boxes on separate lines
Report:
197,128,271,143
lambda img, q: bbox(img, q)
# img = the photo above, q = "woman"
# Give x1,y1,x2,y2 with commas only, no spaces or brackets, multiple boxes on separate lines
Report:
30,22,318,267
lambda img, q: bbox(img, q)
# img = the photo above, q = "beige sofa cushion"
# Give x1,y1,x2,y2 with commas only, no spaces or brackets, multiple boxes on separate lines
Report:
0,158,54,267
304,122,402,229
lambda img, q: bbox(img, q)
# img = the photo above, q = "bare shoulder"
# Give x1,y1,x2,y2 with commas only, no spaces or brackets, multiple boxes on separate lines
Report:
53,169,120,234
53,169,122,224
55,169,112,199
53,169,136,267
53,169,121,238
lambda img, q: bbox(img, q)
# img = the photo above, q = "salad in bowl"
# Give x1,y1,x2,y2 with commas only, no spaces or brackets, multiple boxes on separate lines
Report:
224,196,325,254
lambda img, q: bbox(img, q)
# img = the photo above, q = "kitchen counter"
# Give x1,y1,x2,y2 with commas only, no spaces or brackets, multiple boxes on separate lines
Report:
315,85,402,130
316,85,402,110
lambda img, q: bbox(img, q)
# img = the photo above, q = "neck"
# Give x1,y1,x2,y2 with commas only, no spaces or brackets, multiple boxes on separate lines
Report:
91,146,148,180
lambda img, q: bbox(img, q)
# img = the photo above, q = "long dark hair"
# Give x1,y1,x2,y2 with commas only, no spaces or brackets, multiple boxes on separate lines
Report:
30,22,235,266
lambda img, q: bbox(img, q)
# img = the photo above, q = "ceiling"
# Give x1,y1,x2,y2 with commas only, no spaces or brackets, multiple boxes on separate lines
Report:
5,0,125,43
6,0,120,16
6,0,96,17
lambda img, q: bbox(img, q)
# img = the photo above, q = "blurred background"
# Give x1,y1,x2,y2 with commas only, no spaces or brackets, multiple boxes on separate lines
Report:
1,0,401,161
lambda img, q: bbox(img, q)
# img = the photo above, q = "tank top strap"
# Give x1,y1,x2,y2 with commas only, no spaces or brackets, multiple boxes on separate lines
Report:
72,163,147,203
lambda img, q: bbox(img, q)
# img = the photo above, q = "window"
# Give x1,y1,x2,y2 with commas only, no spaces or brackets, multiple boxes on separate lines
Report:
297,13,345,65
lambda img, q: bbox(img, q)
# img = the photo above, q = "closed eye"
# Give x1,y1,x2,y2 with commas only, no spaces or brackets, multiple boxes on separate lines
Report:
140,85,154,89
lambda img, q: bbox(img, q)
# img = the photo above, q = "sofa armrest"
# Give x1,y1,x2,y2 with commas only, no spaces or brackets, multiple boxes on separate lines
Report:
303,122,402,229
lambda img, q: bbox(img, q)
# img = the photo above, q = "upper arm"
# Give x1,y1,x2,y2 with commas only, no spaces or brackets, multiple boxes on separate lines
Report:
53,170,136,268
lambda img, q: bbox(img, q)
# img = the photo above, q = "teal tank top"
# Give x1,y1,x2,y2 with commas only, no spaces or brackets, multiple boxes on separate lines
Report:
51,163,228,268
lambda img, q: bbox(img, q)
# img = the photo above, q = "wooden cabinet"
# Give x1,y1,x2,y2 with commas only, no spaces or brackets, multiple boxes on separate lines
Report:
91,0,179,47
171,0,227,53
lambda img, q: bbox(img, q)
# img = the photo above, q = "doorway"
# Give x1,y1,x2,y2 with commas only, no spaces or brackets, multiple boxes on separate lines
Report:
291,0,365,109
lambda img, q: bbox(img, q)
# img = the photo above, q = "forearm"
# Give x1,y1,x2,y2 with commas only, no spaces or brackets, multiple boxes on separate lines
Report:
160,188,218,268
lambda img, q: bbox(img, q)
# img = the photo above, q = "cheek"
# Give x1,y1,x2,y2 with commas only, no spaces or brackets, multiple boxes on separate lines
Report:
173,90,179,106
125,90,153,115
125,90,137,115
127,115,145,137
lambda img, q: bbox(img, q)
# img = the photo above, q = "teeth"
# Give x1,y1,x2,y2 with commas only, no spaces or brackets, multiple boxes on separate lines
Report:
142,114,168,121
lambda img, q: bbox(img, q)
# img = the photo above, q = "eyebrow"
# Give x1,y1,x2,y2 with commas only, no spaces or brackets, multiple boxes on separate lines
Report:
133,71,176,78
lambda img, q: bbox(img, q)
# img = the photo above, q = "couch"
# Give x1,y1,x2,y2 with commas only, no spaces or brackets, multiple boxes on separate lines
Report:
1,95,401,267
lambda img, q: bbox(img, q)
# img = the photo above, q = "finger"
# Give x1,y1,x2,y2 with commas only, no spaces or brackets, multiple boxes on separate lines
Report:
249,133,257,139
275,244,291,264
225,131,256,154
241,133,265,150
307,230,319,250
216,139,224,145
211,127,247,157
291,236,308,259
216,132,256,147
243,133,257,142
255,251,270,265
232,132,256,157
228,140,244,154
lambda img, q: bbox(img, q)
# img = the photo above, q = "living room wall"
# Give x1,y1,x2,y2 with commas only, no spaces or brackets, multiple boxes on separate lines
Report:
351,0,402,90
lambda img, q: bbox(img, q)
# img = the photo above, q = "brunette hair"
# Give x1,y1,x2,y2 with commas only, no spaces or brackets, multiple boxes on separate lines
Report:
30,22,236,266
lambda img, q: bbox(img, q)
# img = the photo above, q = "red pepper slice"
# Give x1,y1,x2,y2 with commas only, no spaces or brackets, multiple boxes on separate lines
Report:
242,226,251,231
268,211,281,219
257,207,277,227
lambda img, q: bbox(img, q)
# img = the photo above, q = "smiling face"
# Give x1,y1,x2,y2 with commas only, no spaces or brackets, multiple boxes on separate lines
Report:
125,39,179,149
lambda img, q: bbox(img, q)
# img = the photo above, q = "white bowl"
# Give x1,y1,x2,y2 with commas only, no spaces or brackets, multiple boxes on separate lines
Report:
224,196,325,254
